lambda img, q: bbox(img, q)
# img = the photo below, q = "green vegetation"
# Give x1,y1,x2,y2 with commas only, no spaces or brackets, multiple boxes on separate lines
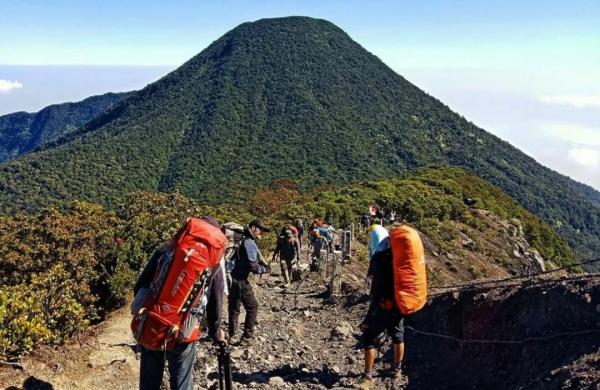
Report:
268,167,576,267
0,167,576,360
0,92,131,162
0,17,597,265
0,192,252,360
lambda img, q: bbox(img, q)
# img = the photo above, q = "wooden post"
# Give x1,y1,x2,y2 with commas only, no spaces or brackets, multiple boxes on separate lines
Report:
329,249,341,300
341,229,352,263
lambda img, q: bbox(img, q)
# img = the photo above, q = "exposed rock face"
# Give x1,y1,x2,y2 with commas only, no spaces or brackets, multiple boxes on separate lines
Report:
408,275,599,389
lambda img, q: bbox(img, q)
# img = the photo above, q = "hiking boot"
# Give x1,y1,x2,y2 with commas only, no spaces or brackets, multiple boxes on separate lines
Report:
352,374,374,389
237,336,254,346
391,368,408,386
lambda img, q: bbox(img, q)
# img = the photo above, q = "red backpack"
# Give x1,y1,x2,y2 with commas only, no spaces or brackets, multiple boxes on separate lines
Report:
131,218,227,350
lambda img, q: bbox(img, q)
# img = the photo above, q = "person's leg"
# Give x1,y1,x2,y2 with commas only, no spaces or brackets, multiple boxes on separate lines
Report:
139,348,165,390
352,347,375,389
353,314,384,389
228,279,242,338
240,281,259,339
393,342,405,368
280,259,289,284
285,259,293,282
389,312,406,381
364,348,376,375
167,342,196,390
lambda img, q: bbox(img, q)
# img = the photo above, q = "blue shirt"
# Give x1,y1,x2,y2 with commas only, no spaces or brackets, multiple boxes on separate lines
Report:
369,224,389,259
230,229,267,281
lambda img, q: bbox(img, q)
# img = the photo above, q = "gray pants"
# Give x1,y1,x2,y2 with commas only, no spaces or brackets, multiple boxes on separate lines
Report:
280,257,294,283
139,342,195,390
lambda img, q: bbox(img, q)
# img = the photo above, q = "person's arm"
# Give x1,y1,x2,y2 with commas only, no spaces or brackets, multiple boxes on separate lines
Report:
366,257,375,277
133,247,163,295
363,258,381,322
245,239,267,274
206,267,224,341
293,239,300,262
272,238,281,260
368,230,377,259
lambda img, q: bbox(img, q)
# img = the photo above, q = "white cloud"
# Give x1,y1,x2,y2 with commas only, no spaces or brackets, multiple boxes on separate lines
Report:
0,80,23,93
568,148,600,166
539,95,600,108
546,124,600,147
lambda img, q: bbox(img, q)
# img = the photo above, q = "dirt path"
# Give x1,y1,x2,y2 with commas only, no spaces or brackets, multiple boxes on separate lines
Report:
0,306,139,390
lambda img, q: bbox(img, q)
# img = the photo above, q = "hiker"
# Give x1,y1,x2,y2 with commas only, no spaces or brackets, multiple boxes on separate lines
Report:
389,210,396,225
360,214,370,234
321,221,336,251
308,218,321,232
309,228,329,271
294,219,304,248
272,228,300,286
228,219,271,345
354,223,427,389
354,240,404,389
369,205,377,217
133,216,224,390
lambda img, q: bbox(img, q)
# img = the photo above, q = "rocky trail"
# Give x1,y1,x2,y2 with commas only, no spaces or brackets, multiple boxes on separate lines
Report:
2,245,599,389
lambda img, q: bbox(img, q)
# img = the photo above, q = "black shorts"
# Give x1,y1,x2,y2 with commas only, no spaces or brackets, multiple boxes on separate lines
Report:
360,309,404,349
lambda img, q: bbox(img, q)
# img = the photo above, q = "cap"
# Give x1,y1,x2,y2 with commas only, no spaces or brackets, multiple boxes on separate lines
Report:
200,215,220,228
249,219,270,232
284,229,294,237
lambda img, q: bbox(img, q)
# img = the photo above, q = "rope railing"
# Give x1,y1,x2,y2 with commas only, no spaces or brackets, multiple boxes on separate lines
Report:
429,257,600,293
405,325,600,345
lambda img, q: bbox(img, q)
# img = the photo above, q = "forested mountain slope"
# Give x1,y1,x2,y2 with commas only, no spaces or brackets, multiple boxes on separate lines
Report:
0,92,131,162
0,16,598,263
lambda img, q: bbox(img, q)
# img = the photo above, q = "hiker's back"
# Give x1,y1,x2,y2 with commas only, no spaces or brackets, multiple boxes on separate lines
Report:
131,218,227,351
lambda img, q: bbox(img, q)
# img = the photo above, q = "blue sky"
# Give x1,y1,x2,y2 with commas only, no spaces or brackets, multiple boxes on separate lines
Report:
0,0,599,189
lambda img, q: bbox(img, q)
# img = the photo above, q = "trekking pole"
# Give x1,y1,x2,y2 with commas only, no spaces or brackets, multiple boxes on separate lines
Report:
217,342,233,390
218,345,224,390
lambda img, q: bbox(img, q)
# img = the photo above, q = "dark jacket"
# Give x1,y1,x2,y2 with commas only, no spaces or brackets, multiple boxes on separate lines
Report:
133,245,167,296
273,236,300,261
365,248,398,321
206,265,225,340
230,228,267,281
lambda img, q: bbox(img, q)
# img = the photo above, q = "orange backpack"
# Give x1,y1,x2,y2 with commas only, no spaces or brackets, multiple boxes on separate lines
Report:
389,225,427,314
131,218,227,350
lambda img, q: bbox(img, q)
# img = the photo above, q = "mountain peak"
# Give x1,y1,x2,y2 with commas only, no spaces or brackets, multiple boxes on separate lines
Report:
1,17,599,264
